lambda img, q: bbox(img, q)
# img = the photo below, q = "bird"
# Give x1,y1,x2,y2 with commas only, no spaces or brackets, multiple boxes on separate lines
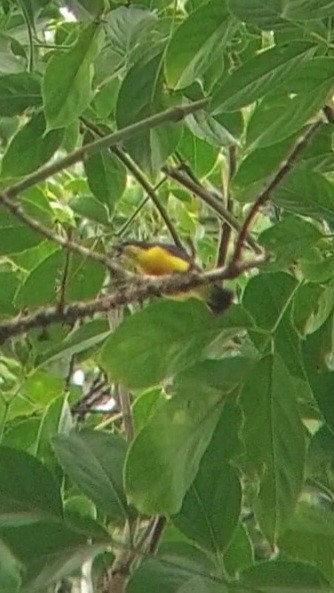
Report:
115,239,233,314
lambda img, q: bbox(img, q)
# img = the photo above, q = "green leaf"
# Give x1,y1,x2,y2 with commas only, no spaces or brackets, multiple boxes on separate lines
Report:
100,6,158,78
302,317,334,432
243,271,298,332
259,216,322,271
0,446,63,526
229,0,334,26
125,359,250,515
223,523,254,577
0,206,43,255
3,419,40,454
211,42,315,113
0,73,41,116
35,396,73,469
43,22,103,129
177,127,219,178
116,50,182,177
1,112,64,178
273,167,334,223
100,300,248,389
240,560,330,592
69,195,110,225
37,319,110,366
240,354,305,541
165,0,235,89
132,388,166,433
279,502,334,582
71,0,106,16
52,429,131,523
232,134,299,203
0,540,22,593
84,144,126,211
246,84,334,150
0,270,20,315
14,248,62,308
293,283,334,336
173,460,241,553
65,252,106,301
127,542,216,593
0,520,108,593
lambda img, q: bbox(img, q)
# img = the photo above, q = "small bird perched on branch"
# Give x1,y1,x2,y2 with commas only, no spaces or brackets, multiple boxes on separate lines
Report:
116,240,233,314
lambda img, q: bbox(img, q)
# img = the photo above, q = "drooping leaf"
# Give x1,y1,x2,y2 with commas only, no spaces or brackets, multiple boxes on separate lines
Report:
125,359,251,515
1,112,64,178
240,354,305,542
52,429,132,523
165,0,235,89
43,22,103,129
0,73,41,116
212,42,315,113
0,446,63,526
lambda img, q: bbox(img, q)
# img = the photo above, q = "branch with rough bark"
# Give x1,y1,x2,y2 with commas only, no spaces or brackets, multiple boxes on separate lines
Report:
231,119,323,264
0,255,266,344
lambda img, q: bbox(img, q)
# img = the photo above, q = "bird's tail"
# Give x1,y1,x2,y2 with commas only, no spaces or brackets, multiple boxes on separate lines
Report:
207,285,234,315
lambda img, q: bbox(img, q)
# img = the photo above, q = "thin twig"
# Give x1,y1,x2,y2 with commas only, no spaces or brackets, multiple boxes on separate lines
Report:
58,229,72,311
147,516,166,554
162,165,261,254
80,118,183,249
118,384,134,442
0,255,266,344
5,99,208,199
231,120,323,264
113,147,183,250
217,146,237,266
0,191,133,279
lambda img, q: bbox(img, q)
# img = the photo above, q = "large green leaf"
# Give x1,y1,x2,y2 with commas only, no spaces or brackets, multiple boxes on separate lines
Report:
0,73,41,116
1,112,64,178
243,271,298,332
229,0,334,26
173,404,243,552
279,503,334,582
84,141,126,211
127,543,216,593
240,560,330,592
14,248,62,308
246,83,334,149
125,359,249,515
0,540,22,593
165,0,235,89
0,446,63,526
0,205,43,255
98,6,158,79
0,520,108,593
52,429,132,523
211,42,315,113
273,167,334,223
43,22,103,129
100,300,251,389
259,216,322,271
240,354,305,542
116,50,182,177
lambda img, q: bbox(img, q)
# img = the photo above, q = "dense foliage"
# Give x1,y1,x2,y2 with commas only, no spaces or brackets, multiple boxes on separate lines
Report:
0,0,334,591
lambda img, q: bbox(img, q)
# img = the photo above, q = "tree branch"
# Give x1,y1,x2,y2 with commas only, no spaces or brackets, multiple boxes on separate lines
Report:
5,99,208,199
217,146,237,266
0,191,133,279
231,120,323,264
162,165,261,254
80,117,183,250
112,147,183,250
0,255,266,344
